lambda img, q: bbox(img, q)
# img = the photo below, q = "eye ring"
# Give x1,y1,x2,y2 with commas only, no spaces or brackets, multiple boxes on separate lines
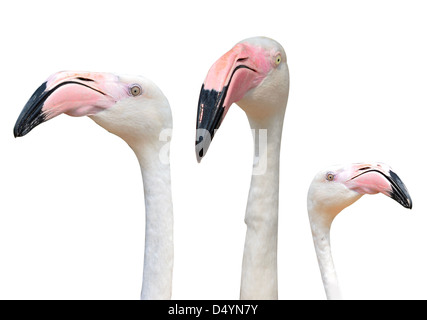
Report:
129,84,142,97
326,172,335,181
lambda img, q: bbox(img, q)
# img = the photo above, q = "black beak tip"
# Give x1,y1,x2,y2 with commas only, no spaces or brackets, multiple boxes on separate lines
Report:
13,123,27,138
389,170,413,210
13,120,24,138
14,81,49,139
404,195,413,210
195,84,226,163
393,192,413,209
13,115,45,138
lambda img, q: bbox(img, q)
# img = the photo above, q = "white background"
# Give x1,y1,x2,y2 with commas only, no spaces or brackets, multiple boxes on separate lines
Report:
1,0,426,300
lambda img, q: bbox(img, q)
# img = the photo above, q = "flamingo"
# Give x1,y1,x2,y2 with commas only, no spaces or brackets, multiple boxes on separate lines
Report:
14,71,174,300
195,37,290,299
307,162,412,299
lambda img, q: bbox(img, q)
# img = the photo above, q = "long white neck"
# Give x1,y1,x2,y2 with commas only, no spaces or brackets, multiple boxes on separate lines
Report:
239,113,284,300
308,208,342,300
131,141,174,300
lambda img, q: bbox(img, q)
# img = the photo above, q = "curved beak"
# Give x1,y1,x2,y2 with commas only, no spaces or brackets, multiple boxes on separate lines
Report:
14,81,50,137
345,163,412,209
14,71,125,137
195,43,269,162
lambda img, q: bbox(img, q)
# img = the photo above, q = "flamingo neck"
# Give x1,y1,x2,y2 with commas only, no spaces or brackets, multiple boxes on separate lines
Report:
308,207,342,300
239,113,284,299
131,140,174,300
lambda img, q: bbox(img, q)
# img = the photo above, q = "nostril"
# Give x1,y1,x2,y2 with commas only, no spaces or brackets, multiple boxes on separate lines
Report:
76,77,95,82
358,167,370,171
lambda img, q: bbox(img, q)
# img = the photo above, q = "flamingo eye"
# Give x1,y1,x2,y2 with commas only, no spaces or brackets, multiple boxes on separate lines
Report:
129,84,142,97
326,172,335,181
275,55,282,66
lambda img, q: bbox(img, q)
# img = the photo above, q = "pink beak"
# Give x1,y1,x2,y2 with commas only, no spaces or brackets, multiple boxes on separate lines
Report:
14,71,128,137
343,163,412,209
195,43,271,162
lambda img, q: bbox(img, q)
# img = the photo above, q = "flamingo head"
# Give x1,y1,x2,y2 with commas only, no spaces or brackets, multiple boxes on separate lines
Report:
195,36,290,162
308,162,412,225
14,71,171,145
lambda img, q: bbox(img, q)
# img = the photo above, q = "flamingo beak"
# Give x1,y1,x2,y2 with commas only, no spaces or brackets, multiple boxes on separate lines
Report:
14,81,50,137
195,43,270,162
345,163,412,209
14,71,127,137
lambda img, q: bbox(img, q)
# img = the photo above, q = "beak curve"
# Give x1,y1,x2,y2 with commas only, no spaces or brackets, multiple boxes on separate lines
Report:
387,169,412,209
14,81,49,137
14,72,121,138
195,65,257,162
346,164,412,209
195,43,268,162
